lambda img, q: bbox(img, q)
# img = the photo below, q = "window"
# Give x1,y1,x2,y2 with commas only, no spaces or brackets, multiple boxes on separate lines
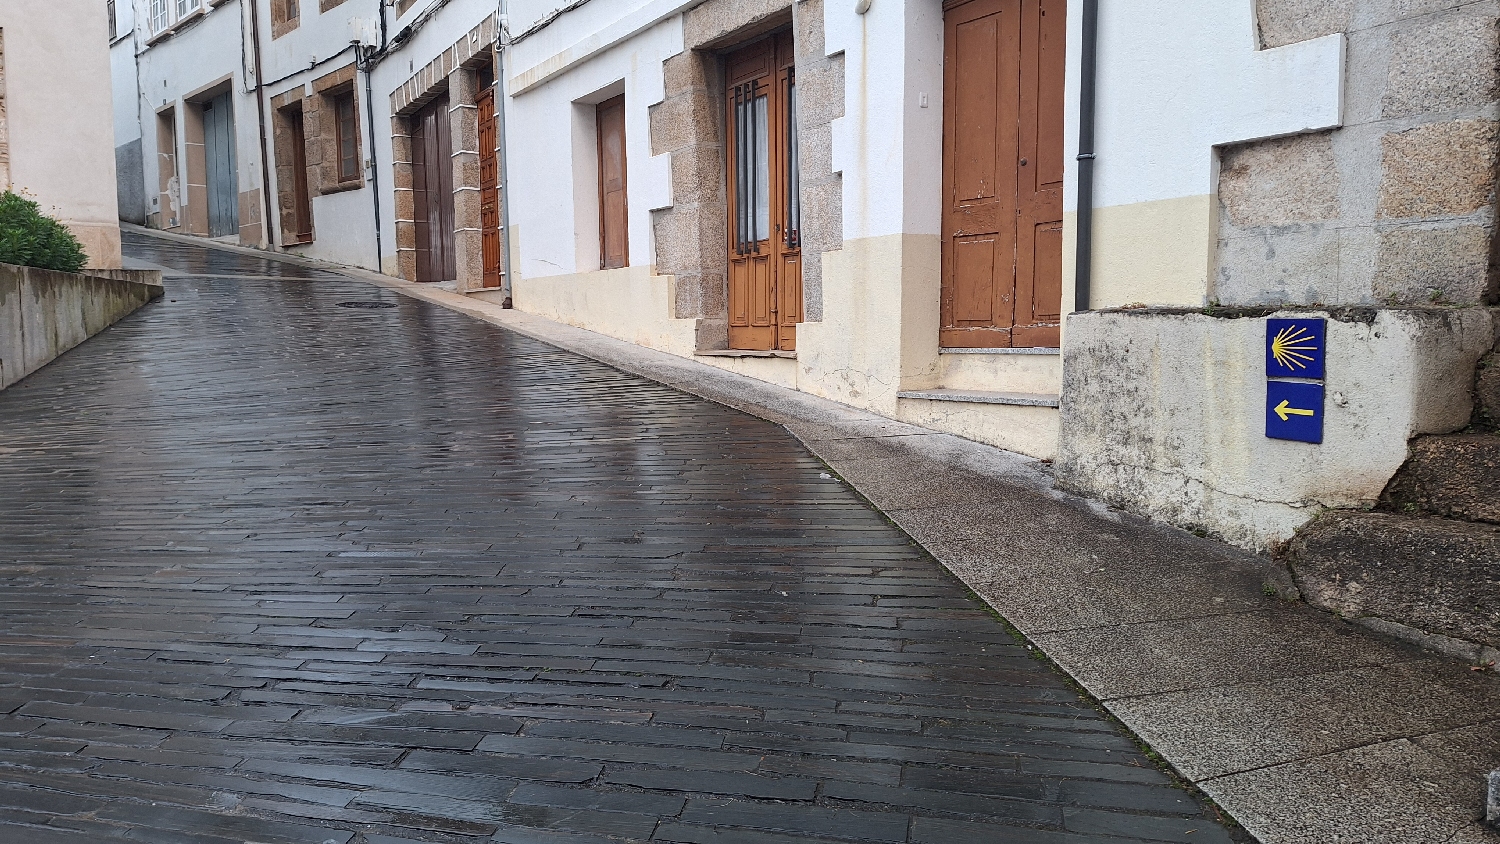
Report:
149,0,169,33
335,91,359,182
732,81,770,251
596,95,628,270
107,0,116,39
148,0,201,35
271,0,299,38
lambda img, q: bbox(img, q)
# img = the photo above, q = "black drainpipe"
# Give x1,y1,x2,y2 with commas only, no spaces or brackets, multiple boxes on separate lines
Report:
360,2,388,272
1073,0,1098,312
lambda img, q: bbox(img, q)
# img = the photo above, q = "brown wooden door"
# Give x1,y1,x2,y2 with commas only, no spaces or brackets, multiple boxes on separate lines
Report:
597,95,629,270
726,33,801,352
478,87,502,289
288,108,313,242
412,94,456,283
940,0,1064,348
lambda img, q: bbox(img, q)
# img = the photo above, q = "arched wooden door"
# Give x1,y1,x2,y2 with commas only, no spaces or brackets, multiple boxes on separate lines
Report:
725,33,801,352
940,0,1064,348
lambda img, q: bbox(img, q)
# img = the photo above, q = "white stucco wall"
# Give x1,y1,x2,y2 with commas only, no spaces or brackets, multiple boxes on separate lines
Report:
1061,0,1344,307
502,12,678,281
1,0,123,267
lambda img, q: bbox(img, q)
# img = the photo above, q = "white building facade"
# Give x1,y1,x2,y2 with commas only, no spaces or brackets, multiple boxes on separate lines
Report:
111,0,1500,562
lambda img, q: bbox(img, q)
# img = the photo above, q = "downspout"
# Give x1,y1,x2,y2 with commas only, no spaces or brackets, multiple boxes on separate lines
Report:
1073,0,1098,312
360,2,388,272
360,52,384,272
494,3,515,308
247,0,275,247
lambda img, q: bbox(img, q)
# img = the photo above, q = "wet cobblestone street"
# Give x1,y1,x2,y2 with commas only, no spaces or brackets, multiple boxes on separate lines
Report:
0,233,1235,843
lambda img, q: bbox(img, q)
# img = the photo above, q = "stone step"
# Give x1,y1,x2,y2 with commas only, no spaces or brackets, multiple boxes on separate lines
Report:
1284,511,1500,651
1381,433,1500,524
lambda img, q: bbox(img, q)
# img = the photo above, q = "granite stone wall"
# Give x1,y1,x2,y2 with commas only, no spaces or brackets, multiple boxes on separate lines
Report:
1215,0,1500,307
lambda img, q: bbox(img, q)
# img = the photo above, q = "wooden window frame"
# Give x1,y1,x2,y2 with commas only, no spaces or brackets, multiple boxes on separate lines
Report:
334,90,360,184
596,94,629,270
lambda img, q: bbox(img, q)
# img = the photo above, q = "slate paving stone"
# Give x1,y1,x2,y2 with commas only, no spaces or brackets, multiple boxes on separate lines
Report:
0,232,1241,843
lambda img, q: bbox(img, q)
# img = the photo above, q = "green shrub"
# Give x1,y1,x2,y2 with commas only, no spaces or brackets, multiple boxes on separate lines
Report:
0,190,88,273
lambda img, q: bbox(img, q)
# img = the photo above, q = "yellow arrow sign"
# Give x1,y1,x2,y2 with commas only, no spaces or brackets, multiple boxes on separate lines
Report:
1274,399,1315,422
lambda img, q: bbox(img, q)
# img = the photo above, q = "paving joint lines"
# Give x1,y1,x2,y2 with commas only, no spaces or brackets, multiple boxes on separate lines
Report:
136,228,1500,844
0,230,1242,843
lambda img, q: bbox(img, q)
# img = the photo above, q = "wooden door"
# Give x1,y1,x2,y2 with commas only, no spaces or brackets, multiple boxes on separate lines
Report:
940,0,1064,348
288,108,313,242
596,95,628,270
203,93,239,238
478,87,502,289
412,94,456,283
726,33,801,352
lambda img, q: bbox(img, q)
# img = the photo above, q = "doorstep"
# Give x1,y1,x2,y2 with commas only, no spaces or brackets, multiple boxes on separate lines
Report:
896,388,1060,407
695,349,797,359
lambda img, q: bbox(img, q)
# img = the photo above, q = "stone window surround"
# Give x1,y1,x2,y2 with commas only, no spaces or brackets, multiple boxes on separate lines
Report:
389,15,497,288
310,63,365,195
267,62,366,246
271,0,299,40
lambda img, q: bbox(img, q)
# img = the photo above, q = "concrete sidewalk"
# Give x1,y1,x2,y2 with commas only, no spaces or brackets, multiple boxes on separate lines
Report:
129,227,1500,844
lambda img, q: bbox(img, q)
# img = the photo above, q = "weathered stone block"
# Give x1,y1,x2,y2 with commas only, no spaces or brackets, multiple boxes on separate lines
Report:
1479,350,1500,427
1215,227,1341,305
1256,0,1353,49
1382,433,1500,523
1219,132,1340,227
1382,10,1500,119
661,53,710,99
1374,224,1492,304
1377,119,1498,220
1285,510,1500,649
650,93,714,156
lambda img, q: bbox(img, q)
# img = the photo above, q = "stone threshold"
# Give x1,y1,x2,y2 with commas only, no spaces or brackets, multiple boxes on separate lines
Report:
128,226,1500,844
896,388,1060,407
695,349,797,359
940,346,1060,355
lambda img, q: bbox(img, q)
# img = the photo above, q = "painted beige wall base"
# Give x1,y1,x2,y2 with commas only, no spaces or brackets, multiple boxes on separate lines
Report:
798,233,942,414
897,398,1059,460
63,222,125,273
510,265,700,357
1056,307,1498,552
1066,195,1215,309
937,351,1062,396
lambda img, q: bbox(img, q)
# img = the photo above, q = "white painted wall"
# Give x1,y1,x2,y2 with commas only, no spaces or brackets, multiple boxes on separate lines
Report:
1058,0,1343,306
110,1,142,146
1,0,123,266
502,14,678,280
825,0,944,241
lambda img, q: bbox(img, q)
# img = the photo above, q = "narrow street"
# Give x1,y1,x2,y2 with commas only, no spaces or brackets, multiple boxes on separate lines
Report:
0,233,1234,843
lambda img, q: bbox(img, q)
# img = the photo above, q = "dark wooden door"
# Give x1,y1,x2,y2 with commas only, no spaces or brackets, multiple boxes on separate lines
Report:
288,108,313,242
478,87,502,289
412,94,456,283
940,0,1064,348
725,32,801,352
597,95,628,270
